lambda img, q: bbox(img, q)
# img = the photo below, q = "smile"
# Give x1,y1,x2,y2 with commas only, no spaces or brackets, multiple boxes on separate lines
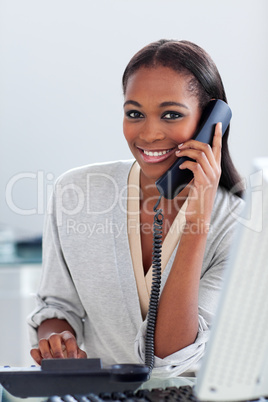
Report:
143,149,172,156
137,146,176,163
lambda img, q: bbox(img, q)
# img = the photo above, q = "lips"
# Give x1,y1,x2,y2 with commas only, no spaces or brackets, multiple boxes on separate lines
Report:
137,146,176,163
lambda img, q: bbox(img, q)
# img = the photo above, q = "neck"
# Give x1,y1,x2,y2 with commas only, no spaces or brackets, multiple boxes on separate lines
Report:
140,170,189,214
140,170,159,199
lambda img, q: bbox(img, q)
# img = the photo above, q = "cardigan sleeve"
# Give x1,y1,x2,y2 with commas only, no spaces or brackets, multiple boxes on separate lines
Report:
135,315,210,377
27,184,86,348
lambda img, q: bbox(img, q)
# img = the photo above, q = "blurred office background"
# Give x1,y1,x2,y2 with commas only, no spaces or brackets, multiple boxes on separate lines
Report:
0,0,267,366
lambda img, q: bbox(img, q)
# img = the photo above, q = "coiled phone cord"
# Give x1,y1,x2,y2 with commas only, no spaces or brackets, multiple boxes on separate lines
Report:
145,194,164,374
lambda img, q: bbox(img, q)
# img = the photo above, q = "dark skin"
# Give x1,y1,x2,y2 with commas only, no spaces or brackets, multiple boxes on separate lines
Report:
31,319,86,364
31,66,222,363
140,184,189,275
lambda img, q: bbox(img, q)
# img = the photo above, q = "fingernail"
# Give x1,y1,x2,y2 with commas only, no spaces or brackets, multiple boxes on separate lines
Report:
178,143,184,148
175,150,180,155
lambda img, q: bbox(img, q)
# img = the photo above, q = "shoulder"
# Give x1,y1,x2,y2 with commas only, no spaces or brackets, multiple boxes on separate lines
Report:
213,186,244,221
201,187,245,277
51,160,135,214
55,159,135,187
209,186,245,242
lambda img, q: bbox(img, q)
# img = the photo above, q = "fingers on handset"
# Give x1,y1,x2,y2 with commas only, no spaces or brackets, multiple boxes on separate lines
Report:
176,122,223,171
177,143,215,179
212,122,223,164
31,331,87,365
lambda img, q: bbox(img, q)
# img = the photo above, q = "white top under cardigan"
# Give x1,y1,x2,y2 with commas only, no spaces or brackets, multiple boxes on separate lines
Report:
28,159,244,377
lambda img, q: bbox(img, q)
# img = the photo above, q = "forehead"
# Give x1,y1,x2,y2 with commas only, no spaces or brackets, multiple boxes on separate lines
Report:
124,66,193,101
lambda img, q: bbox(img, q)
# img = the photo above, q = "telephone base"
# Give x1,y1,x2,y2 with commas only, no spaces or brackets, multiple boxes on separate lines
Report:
0,359,150,398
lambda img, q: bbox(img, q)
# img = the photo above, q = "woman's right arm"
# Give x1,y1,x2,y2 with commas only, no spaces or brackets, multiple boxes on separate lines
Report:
29,174,88,365
30,318,87,365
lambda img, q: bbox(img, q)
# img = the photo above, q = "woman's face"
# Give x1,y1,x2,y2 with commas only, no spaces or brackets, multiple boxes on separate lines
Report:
123,66,202,184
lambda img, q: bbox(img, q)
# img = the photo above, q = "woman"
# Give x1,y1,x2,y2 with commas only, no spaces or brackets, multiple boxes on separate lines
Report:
28,40,244,376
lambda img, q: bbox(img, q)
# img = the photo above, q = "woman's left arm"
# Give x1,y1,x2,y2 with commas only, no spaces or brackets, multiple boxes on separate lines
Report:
154,123,223,359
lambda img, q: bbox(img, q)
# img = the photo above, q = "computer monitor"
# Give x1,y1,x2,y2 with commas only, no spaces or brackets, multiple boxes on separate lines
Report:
196,157,268,401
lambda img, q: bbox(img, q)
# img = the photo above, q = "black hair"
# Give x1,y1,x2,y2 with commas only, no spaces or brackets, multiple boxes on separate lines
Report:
122,39,243,198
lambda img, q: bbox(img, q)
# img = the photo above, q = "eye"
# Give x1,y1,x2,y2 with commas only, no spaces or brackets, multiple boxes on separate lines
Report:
162,111,183,120
126,110,144,119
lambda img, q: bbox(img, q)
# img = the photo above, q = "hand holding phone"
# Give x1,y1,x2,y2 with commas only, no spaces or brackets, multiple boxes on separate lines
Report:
155,99,232,199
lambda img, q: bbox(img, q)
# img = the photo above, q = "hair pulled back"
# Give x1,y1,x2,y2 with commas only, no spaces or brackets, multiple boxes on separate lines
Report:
122,39,243,197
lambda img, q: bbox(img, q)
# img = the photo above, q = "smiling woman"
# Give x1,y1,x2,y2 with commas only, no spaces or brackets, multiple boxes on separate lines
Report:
28,39,244,377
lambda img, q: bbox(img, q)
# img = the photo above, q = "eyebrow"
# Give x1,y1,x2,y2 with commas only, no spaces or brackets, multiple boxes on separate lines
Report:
123,100,142,107
159,101,189,109
123,100,189,109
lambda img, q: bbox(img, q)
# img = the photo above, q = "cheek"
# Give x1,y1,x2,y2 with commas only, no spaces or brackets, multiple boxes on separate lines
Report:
123,120,136,145
171,119,200,143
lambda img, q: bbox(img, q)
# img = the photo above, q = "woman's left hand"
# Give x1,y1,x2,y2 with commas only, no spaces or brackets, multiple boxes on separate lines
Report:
176,122,223,229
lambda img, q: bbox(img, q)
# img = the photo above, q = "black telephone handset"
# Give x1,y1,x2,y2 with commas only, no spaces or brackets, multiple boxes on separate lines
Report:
155,99,232,199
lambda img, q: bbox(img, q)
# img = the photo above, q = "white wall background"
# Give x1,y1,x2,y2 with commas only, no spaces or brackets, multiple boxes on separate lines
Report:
1,0,268,236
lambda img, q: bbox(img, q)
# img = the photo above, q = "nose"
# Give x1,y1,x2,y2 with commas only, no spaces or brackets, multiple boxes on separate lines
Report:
139,118,165,143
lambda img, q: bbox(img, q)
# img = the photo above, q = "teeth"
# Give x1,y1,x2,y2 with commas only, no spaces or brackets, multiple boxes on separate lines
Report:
144,149,170,156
